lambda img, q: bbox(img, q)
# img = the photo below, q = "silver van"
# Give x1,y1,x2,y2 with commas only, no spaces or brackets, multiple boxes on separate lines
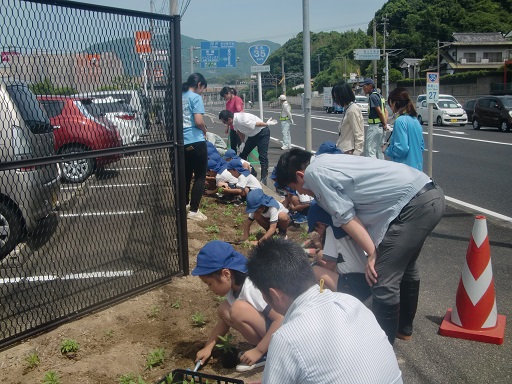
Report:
0,78,60,259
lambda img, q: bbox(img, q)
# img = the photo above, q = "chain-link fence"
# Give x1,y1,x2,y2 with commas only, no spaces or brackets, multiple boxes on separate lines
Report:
0,0,187,348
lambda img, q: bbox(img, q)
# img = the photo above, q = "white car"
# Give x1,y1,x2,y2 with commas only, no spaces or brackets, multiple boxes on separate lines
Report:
417,99,468,126
416,94,460,109
89,97,147,145
355,95,369,115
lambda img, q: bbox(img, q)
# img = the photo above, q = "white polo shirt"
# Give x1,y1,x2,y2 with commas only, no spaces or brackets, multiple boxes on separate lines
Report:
232,112,266,137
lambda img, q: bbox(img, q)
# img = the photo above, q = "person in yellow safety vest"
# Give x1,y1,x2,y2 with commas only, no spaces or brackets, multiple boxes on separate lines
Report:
279,94,294,150
360,78,388,159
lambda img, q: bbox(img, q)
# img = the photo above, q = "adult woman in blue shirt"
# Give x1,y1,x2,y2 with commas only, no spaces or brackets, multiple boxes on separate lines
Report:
382,87,425,171
182,73,209,221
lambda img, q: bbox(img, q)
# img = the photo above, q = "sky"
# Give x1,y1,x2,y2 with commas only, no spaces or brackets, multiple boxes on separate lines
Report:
73,0,389,45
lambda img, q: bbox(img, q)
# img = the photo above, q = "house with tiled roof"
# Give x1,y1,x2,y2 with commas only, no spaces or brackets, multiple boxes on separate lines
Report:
438,32,512,75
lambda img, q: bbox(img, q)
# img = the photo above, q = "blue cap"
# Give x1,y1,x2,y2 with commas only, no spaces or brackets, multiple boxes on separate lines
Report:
360,78,375,86
223,149,237,159
307,201,347,239
246,188,280,213
227,158,250,176
316,141,342,155
207,141,219,157
192,241,248,276
209,152,222,162
208,158,227,174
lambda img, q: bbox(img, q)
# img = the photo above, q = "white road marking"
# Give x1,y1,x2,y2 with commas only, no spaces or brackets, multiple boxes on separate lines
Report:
89,184,150,188
430,133,512,146
102,167,152,171
445,196,512,224
60,210,144,217
0,270,133,284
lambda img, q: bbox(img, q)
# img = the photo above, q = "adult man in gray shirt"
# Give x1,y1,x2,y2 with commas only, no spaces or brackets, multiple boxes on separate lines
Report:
275,148,445,344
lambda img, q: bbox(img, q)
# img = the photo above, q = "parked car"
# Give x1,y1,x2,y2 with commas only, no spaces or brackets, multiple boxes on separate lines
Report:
91,96,147,145
1,78,60,259
72,90,150,132
416,99,468,126
472,96,512,132
355,95,369,115
37,95,123,183
416,94,460,109
462,99,477,122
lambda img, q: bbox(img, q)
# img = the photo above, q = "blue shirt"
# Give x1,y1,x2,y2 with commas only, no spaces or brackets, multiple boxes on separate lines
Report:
385,114,424,171
182,90,205,145
303,154,430,246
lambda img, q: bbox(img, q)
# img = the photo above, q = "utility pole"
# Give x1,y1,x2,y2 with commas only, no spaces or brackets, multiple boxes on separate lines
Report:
373,18,377,83
281,57,286,94
189,45,194,75
302,0,312,152
170,0,178,15
382,15,389,98
150,0,155,101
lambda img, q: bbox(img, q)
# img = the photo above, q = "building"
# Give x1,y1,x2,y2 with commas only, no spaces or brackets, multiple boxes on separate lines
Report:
399,58,422,79
439,32,512,75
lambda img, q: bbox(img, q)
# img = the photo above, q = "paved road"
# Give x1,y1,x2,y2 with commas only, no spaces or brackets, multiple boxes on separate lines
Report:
205,107,512,383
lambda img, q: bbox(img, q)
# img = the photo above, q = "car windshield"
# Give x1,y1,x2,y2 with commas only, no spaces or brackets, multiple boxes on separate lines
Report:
438,100,459,109
501,98,512,108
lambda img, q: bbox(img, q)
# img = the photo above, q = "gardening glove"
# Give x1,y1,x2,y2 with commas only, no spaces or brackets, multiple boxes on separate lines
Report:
266,117,278,126
238,141,245,154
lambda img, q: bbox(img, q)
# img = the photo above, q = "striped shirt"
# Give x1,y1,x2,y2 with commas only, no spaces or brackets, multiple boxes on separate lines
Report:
262,285,403,384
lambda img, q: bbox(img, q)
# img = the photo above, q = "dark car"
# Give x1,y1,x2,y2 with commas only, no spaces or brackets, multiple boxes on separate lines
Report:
462,99,476,122
472,96,512,132
37,95,123,183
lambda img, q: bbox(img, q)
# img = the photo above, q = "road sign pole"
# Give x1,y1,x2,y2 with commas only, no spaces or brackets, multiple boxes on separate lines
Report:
257,72,263,120
428,104,433,177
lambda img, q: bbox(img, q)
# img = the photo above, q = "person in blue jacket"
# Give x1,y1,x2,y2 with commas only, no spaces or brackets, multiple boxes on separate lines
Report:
382,87,425,171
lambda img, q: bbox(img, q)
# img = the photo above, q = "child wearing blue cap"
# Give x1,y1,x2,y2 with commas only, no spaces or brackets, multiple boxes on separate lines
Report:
224,158,262,198
242,189,290,243
192,241,283,372
223,149,256,177
307,201,371,302
205,157,238,196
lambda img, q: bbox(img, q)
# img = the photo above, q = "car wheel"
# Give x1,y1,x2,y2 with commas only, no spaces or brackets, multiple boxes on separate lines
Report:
436,116,443,126
59,146,94,183
0,202,24,260
472,119,481,130
417,115,423,125
499,121,510,132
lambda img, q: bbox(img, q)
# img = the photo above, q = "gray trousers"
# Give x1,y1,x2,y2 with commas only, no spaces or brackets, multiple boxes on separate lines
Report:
364,123,384,159
372,184,446,304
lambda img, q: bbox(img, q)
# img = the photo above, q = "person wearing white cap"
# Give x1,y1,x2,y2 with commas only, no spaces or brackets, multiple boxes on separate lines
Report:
278,94,294,150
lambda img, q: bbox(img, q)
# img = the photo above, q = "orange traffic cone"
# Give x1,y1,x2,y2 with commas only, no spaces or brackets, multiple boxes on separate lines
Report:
439,215,506,344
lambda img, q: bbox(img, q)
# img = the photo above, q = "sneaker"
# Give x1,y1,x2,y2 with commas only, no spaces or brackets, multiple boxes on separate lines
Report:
293,215,307,224
280,145,288,150
187,210,207,221
236,354,267,372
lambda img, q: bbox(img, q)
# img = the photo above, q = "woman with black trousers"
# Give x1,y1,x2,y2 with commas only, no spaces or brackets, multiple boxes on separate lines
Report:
182,73,208,221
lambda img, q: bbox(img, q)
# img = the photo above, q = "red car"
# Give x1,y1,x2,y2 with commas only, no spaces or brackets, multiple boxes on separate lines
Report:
37,95,123,183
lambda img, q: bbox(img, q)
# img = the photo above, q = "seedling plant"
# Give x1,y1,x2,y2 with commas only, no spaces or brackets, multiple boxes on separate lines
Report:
206,224,219,234
25,352,40,369
145,348,165,370
42,371,61,384
171,299,181,309
215,333,235,354
148,305,160,318
118,373,147,384
191,311,207,327
60,339,80,355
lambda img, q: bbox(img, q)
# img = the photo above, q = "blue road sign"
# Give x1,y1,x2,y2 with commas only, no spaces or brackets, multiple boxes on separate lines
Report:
249,45,270,65
200,41,237,68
